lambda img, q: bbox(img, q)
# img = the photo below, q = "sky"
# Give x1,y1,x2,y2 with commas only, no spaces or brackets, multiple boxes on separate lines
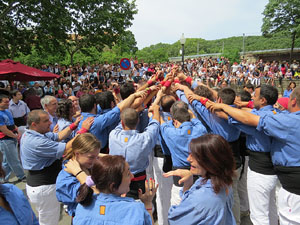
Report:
129,0,269,50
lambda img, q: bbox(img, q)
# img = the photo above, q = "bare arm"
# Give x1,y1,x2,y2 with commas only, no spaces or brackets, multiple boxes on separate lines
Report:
117,91,147,112
0,125,18,139
209,103,260,126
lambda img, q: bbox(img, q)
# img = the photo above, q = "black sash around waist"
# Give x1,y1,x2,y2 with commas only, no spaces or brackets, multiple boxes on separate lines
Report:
27,159,62,187
154,145,164,158
247,150,275,175
274,166,300,195
13,115,26,127
229,139,242,169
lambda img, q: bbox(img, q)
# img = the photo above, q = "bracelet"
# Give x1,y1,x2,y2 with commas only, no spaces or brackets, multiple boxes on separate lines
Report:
185,76,193,85
75,170,83,177
69,123,78,131
77,128,88,134
200,97,208,106
147,80,153,86
164,81,171,87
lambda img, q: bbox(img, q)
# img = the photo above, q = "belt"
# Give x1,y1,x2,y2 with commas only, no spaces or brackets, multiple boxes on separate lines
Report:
131,170,146,182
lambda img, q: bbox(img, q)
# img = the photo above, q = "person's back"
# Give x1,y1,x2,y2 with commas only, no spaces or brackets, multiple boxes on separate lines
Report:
74,193,151,225
168,177,235,225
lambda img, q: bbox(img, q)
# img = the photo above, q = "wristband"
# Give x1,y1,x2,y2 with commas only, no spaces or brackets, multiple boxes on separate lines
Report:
77,128,88,134
200,98,208,106
173,80,180,84
69,123,78,131
246,101,254,109
164,80,171,88
146,208,152,211
147,80,153,86
75,170,83,177
185,76,193,85
160,81,165,86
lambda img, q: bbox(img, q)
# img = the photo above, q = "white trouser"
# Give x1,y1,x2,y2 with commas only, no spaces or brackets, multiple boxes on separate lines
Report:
278,187,300,225
26,184,60,225
171,184,182,206
238,156,249,212
232,167,242,225
153,156,172,225
247,168,278,225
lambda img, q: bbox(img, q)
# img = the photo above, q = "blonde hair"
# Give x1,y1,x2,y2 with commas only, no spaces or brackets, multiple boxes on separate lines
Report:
64,133,101,160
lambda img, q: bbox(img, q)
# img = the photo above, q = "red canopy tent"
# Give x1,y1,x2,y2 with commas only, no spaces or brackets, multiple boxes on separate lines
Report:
0,59,60,81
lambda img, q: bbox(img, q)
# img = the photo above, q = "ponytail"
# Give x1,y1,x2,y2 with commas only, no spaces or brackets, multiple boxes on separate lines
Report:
76,183,94,206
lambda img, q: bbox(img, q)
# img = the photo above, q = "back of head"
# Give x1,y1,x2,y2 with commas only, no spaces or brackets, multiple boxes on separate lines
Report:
64,133,101,160
161,95,176,112
120,83,135,100
41,95,56,109
76,155,126,206
95,91,115,110
189,134,235,193
237,90,251,102
194,86,214,101
56,99,72,120
171,101,190,123
244,83,254,93
259,84,278,105
27,109,48,127
290,86,300,108
121,108,139,129
79,94,95,113
218,88,236,105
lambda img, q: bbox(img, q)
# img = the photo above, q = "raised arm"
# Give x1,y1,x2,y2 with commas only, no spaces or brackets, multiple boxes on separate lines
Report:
209,103,260,126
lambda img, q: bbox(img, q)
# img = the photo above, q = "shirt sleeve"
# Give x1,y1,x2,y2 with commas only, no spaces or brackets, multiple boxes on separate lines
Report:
143,119,160,149
56,170,81,203
35,137,66,159
228,116,257,136
191,100,212,128
256,113,290,141
94,106,120,131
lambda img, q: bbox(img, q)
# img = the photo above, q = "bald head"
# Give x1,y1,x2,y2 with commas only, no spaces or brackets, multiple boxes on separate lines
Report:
121,108,139,130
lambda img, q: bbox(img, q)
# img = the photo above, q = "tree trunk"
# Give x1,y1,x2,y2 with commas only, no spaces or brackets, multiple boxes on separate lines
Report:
290,32,296,64
70,52,74,66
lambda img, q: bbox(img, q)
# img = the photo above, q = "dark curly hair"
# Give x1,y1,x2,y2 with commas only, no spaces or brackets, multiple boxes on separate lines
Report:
56,99,73,121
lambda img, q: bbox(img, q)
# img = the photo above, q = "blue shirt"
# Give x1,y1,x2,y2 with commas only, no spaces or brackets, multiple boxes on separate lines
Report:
56,161,81,216
168,178,236,225
283,89,293,98
0,109,15,127
20,129,66,170
9,100,30,118
160,119,207,168
73,193,152,225
57,118,76,143
109,119,159,174
158,111,172,155
191,100,240,142
257,110,300,166
0,184,39,225
79,106,120,148
48,113,58,132
228,105,277,152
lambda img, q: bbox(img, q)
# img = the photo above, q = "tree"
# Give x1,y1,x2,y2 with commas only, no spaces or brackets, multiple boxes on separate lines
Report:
59,0,137,65
0,0,137,63
262,0,300,62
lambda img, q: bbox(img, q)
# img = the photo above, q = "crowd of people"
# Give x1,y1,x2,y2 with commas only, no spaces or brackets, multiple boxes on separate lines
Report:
0,57,299,225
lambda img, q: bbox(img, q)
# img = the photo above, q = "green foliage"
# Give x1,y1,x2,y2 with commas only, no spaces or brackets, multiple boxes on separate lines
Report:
0,0,137,63
262,0,300,60
222,49,240,63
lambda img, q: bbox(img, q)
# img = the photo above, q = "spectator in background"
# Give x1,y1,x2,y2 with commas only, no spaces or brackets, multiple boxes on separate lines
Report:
283,81,296,98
